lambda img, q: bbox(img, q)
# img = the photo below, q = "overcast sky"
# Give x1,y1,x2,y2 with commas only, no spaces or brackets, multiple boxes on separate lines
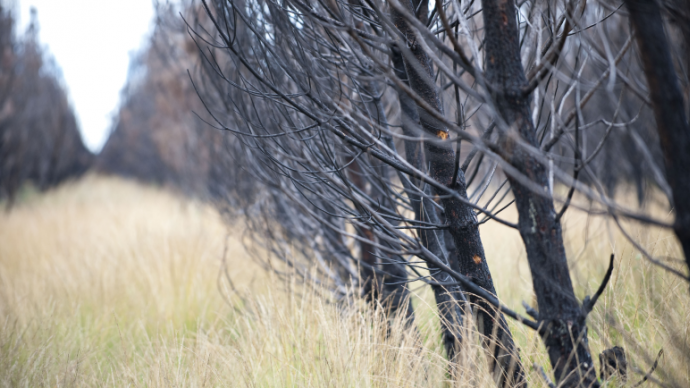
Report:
18,1,155,153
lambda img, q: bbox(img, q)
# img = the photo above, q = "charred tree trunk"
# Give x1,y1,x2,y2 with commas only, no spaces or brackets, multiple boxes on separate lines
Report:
663,0,690,116
341,0,415,320
392,2,525,386
348,157,413,320
348,78,415,321
363,82,416,321
480,0,597,386
392,47,466,362
624,0,690,283
347,159,379,301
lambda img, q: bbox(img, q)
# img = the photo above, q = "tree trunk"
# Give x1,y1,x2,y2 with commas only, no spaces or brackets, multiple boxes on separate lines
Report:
663,0,690,116
355,76,419,321
392,47,466,361
391,3,525,386
348,156,414,320
480,0,598,386
348,158,383,302
624,0,690,284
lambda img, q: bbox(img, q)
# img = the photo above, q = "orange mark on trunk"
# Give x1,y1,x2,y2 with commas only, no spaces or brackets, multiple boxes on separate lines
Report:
437,130,449,140
473,255,482,264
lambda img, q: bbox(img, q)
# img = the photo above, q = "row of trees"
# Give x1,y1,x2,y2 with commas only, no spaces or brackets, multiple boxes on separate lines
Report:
96,3,256,204
99,0,690,386
0,5,92,204
97,4,216,192
184,0,690,386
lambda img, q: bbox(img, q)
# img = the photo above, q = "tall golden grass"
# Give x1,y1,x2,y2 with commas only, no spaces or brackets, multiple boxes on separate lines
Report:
0,176,687,387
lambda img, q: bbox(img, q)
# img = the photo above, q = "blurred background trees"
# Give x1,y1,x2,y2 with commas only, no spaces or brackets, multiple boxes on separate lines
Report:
96,3,214,193
96,2,250,203
0,5,92,205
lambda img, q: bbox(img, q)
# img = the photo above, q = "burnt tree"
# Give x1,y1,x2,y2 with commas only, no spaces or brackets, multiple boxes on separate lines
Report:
390,0,525,385
624,0,690,284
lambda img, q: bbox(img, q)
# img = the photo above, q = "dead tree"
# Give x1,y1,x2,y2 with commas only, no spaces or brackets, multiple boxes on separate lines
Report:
624,0,690,286
184,0,690,386
390,0,525,384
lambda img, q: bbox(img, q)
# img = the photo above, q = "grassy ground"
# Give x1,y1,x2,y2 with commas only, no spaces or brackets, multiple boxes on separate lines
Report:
0,176,688,387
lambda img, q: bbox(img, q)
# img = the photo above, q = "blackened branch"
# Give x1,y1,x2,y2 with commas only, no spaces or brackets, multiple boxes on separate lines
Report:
631,349,664,388
583,254,615,314
532,364,557,388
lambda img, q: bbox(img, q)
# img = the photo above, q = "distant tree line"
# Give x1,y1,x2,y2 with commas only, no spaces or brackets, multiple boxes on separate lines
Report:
0,5,92,206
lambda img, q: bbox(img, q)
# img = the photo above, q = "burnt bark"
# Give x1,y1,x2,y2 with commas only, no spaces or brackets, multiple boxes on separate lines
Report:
348,156,414,320
392,47,465,362
624,0,690,283
663,0,690,115
480,0,597,386
391,2,525,386
353,77,414,324
347,158,380,301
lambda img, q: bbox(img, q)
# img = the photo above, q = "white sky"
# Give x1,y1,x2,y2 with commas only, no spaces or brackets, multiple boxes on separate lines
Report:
18,1,155,153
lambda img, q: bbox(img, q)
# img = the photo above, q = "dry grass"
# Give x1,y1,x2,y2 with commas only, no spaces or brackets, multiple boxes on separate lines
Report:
0,176,688,387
